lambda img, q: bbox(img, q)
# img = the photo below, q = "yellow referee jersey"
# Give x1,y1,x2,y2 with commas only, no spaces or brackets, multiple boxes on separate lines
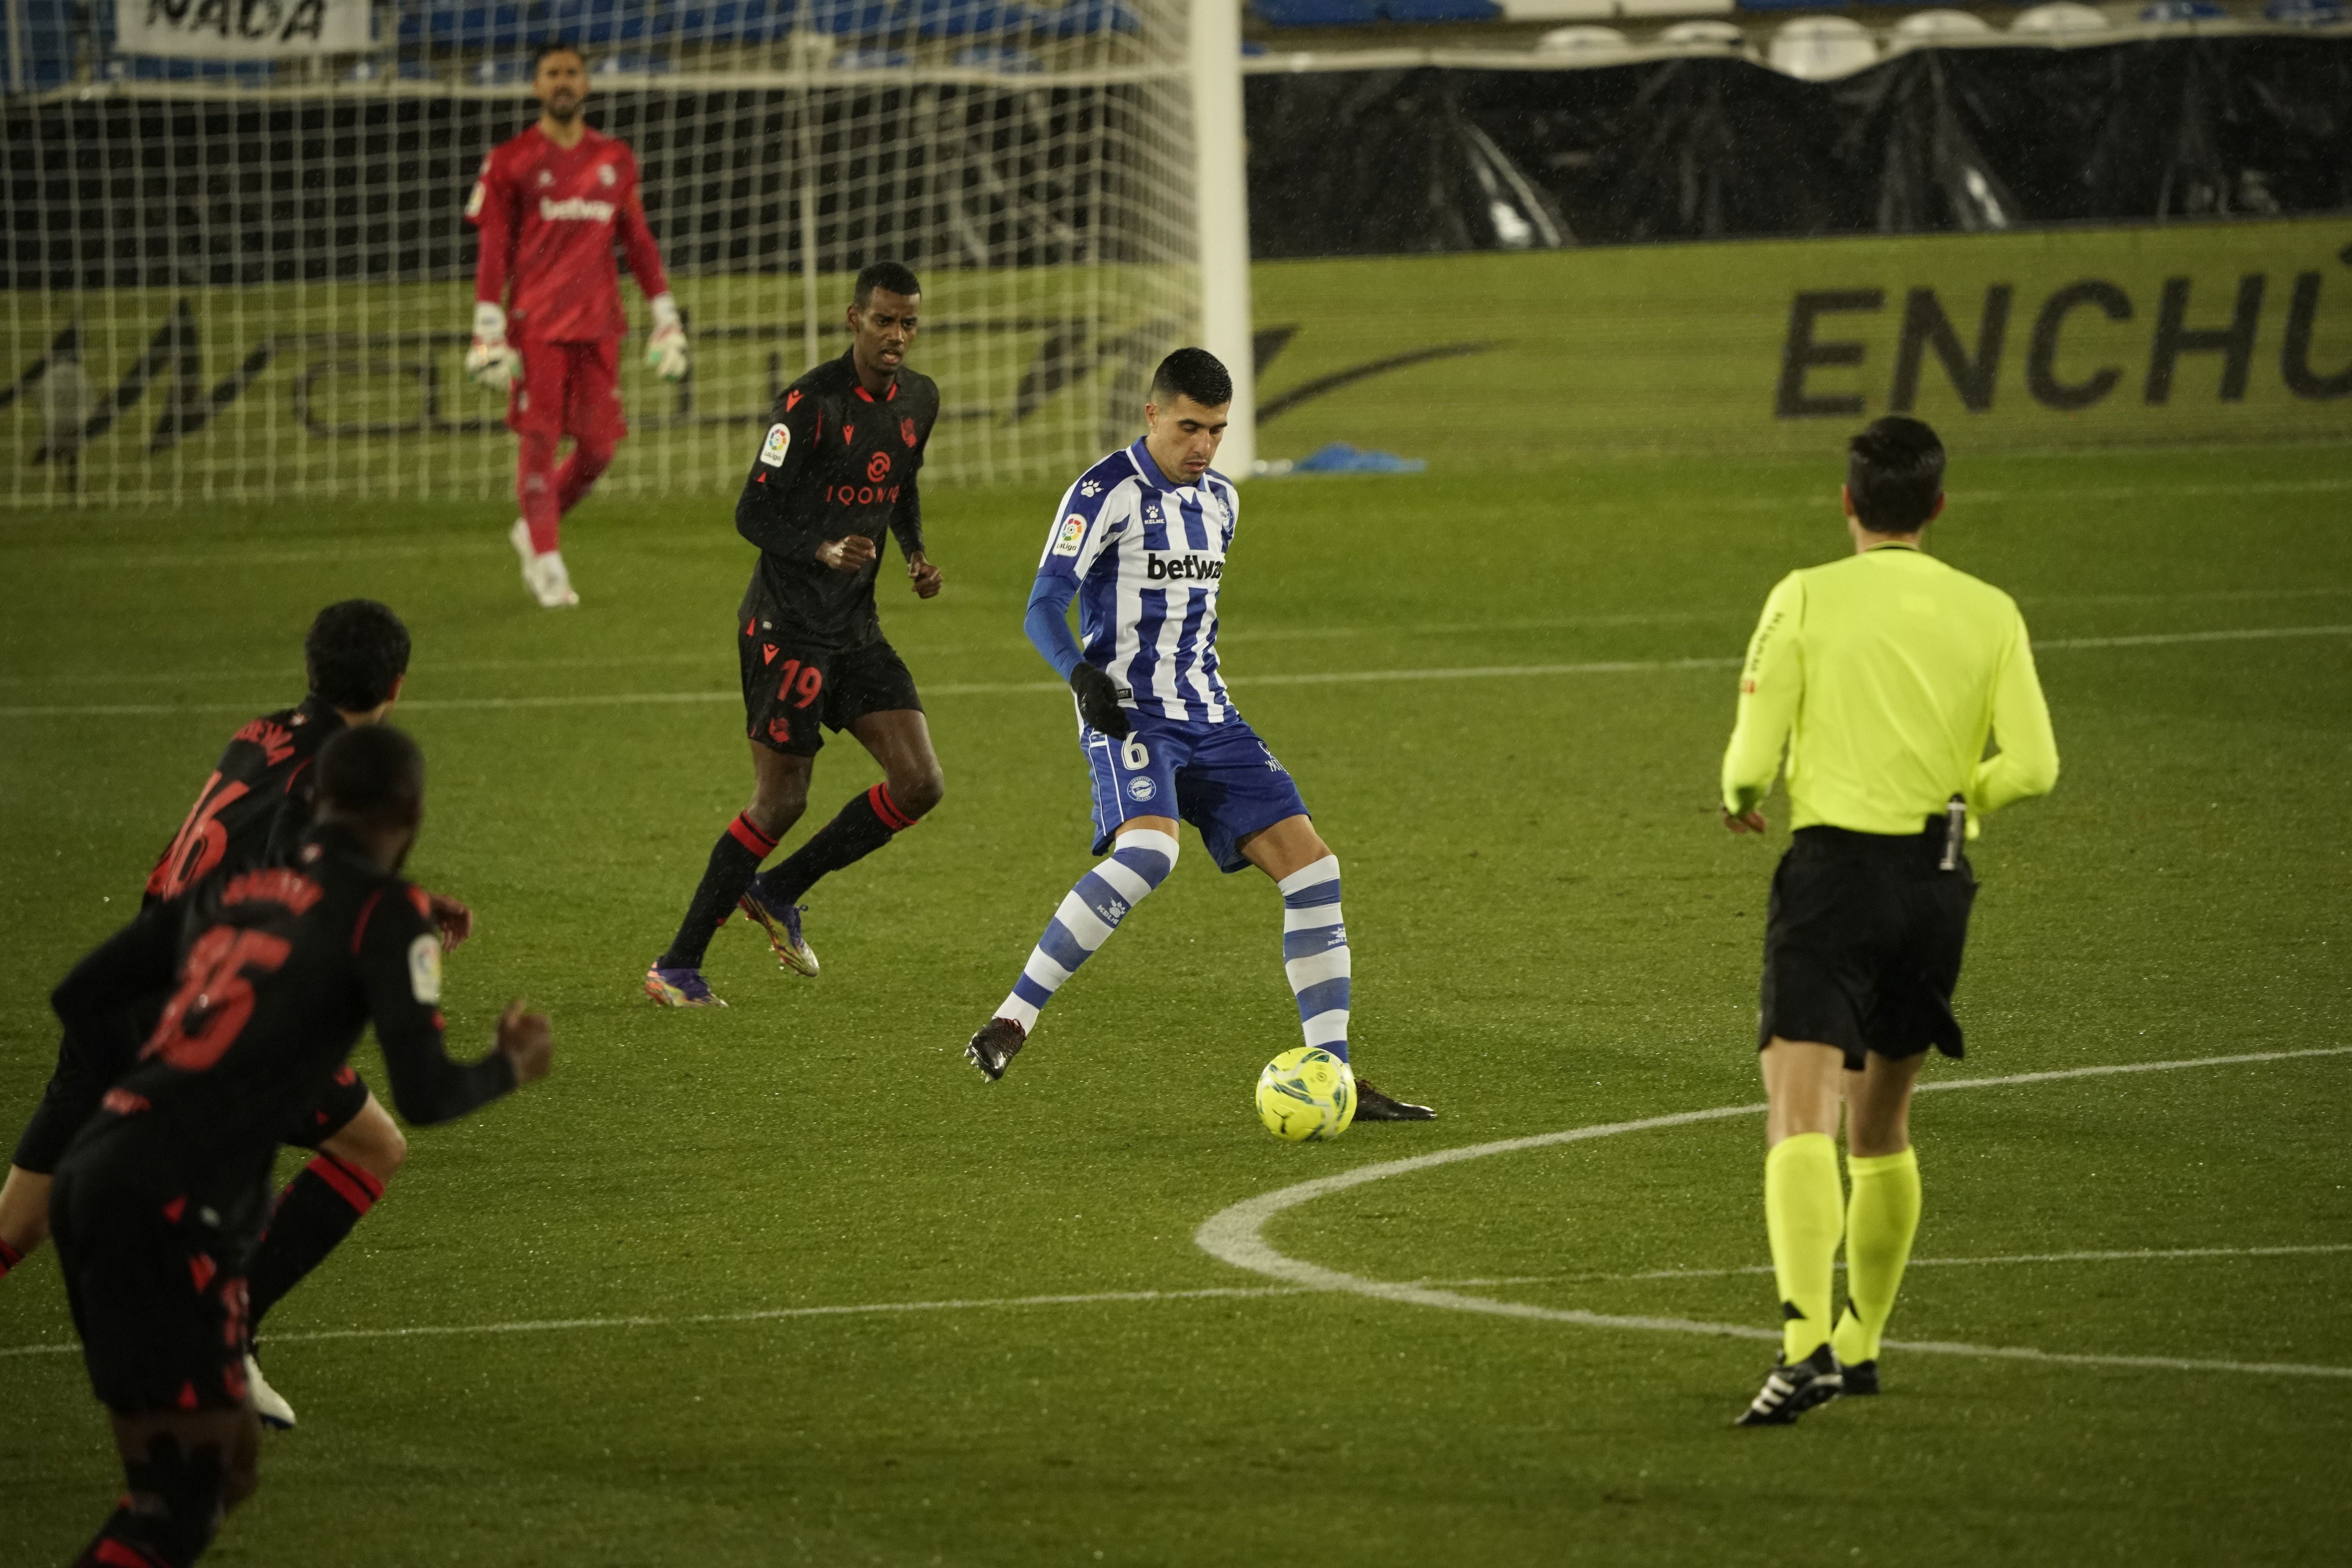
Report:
1720,543,2059,835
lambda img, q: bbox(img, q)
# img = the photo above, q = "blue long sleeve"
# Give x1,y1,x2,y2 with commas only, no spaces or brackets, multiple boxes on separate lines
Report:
1025,573,1084,681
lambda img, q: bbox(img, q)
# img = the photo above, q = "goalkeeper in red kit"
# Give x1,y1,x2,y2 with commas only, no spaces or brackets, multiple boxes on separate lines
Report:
464,40,689,609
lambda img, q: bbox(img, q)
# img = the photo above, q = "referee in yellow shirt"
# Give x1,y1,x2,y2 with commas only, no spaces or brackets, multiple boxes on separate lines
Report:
1720,416,2058,1426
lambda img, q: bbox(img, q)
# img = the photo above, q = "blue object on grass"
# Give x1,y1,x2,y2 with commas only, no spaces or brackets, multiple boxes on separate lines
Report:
1284,443,1427,475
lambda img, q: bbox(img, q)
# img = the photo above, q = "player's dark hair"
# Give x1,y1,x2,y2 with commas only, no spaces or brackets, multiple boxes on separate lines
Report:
854,261,921,307
1149,348,1233,410
1846,416,1946,534
533,38,584,71
305,600,410,713
316,725,426,828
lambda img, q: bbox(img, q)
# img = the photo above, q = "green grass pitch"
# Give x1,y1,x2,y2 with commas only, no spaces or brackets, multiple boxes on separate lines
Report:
4,348,2350,1561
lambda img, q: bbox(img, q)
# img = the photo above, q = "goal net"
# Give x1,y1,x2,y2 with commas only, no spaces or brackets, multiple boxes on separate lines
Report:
0,0,1210,509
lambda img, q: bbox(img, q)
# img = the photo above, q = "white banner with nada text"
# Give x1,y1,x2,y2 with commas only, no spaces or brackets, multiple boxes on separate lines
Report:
115,0,371,59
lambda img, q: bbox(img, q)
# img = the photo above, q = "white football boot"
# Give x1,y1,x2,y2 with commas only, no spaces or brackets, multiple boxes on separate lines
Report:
508,517,579,609
245,1353,298,1430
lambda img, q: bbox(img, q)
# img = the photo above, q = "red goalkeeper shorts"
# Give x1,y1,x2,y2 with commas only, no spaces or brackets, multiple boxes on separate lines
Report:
508,337,628,445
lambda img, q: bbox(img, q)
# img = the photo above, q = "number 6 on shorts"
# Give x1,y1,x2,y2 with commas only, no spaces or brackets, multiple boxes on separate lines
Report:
1122,736,1151,770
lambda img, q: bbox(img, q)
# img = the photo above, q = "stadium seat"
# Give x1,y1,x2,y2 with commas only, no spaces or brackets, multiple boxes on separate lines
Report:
1022,0,1140,34
912,0,1016,35
591,49,675,72
1893,7,1992,35
470,54,536,83
2139,0,2225,18
1251,0,1382,25
1535,22,1632,50
834,44,915,65
2263,0,2347,21
1383,0,1505,21
550,0,655,44
1620,0,1732,15
425,4,546,50
7,0,75,91
800,0,904,38
1659,16,1743,42
1739,0,1845,13
114,56,278,83
1499,0,1615,17
951,42,1044,67
1767,14,1875,76
657,1,790,42
347,54,446,80
2010,2,2109,31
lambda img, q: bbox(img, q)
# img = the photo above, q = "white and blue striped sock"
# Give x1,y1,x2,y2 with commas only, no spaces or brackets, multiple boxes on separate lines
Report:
997,828,1180,1031
1278,854,1350,1063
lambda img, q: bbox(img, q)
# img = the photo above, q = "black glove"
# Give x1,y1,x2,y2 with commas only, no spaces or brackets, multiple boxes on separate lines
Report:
1069,662,1129,739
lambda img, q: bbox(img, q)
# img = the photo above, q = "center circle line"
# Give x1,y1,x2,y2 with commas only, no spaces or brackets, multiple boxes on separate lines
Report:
1193,1045,2352,1381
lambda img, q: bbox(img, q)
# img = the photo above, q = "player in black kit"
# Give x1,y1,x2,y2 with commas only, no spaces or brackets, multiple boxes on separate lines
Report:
48,724,553,1568
646,261,946,1006
0,601,463,1429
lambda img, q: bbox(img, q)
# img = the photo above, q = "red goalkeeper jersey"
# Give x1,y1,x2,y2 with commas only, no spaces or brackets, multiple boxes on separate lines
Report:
467,123,670,344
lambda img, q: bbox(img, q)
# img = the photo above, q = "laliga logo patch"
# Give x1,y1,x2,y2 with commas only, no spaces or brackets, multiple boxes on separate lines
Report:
901,416,918,448
408,935,443,1005
1051,515,1087,557
598,163,617,187
759,422,790,467
1125,776,1156,802
465,180,485,219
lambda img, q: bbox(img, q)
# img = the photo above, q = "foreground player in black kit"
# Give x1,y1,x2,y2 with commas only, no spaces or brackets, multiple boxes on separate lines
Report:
49,724,553,1568
0,601,461,1429
646,261,946,1006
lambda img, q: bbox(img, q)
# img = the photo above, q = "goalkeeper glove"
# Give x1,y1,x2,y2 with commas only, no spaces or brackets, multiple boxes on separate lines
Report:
1069,662,1129,739
464,302,522,393
646,292,690,383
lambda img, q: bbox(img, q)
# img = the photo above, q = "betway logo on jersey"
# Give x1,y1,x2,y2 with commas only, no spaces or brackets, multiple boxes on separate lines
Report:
538,196,616,224
1143,552,1225,584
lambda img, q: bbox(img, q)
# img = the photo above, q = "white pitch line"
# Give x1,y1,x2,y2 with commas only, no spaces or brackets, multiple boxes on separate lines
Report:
6,586,2345,691
3,624,2346,720
0,1283,1312,1361
7,1244,2339,1365
1192,1045,2352,1381
1421,1241,2352,1289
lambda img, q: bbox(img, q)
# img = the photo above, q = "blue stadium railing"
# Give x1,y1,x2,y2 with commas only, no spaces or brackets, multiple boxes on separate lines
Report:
392,0,1136,50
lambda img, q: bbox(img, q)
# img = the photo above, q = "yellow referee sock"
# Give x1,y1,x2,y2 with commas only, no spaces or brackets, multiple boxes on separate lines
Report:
1833,1147,1922,1366
1764,1132,1844,1363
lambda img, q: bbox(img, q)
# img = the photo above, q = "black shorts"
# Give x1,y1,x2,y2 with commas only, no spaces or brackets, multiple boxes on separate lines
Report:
50,1163,253,1414
1758,823,1977,1071
13,1032,373,1175
739,624,922,758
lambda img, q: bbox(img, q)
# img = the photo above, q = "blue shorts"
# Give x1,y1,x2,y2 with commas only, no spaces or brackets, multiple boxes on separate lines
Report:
1082,710,1309,873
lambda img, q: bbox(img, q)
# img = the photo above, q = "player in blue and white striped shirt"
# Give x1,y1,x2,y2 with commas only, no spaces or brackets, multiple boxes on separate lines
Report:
963,348,1434,1122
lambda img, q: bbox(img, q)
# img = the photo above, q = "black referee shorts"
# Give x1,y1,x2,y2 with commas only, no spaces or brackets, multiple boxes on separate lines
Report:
1758,823,1976,1071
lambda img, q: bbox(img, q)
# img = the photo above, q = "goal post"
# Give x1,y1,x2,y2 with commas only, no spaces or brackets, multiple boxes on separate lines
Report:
0,0,1254,509
1187,0,1254,481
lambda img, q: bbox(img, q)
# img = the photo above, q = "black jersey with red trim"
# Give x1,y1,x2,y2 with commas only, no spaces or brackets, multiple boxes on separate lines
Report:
143,696,345,905
735,349,940,650
55,823,516,1230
